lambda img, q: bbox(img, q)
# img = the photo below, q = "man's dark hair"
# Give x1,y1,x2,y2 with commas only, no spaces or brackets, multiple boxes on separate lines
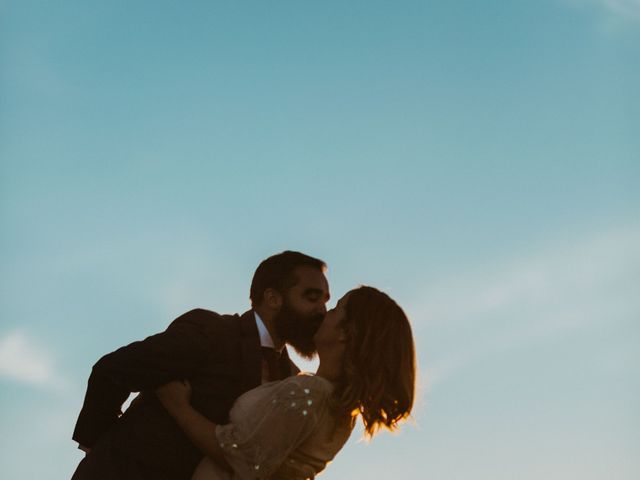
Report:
250,251,327,307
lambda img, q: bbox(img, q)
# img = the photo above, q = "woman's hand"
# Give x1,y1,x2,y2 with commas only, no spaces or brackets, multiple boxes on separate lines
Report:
156,379,192,414
154,380,229,470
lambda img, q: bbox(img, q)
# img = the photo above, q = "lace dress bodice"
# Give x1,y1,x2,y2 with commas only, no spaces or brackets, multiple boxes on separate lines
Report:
191,374,353,480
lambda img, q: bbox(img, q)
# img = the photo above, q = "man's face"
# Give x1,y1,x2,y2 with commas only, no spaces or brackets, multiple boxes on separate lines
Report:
274,265,330,359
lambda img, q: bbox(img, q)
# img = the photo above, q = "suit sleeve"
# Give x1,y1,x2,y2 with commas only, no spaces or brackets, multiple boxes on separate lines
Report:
72,309,213,447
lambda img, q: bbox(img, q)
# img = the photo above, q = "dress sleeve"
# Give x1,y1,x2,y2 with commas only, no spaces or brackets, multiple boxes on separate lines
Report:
215,378,329,479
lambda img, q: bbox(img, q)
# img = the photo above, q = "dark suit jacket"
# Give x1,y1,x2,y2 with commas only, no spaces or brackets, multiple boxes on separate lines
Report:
71,309,298,480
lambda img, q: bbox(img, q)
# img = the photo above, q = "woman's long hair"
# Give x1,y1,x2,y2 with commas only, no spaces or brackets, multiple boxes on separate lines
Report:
331,286,416,437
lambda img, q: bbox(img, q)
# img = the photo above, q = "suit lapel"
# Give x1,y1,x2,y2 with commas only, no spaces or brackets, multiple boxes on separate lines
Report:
239,310,262,392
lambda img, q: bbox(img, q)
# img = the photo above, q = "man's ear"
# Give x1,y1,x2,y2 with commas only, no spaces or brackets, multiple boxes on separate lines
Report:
263,288,283,310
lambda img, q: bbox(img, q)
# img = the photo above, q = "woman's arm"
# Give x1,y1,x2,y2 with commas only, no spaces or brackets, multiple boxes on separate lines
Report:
156,380,232,473
161,377,328,479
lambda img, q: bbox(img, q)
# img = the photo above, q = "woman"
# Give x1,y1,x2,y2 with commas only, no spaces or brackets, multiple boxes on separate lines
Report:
156,286,416,480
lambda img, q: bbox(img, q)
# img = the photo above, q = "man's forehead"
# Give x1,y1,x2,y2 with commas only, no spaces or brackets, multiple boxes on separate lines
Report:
292,266,329,290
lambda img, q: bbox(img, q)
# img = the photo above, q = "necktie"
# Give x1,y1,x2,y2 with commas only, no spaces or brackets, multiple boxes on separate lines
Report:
261,347,282,382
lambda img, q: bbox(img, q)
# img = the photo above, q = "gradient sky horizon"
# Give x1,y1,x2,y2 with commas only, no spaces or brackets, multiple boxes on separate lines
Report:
1,1,639,479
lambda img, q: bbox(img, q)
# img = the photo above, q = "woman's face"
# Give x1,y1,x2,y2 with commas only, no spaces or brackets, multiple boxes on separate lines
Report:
313,292,350,349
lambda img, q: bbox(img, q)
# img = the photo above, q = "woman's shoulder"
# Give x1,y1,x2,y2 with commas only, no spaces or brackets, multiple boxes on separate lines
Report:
285,373,334,391
271,373,334,405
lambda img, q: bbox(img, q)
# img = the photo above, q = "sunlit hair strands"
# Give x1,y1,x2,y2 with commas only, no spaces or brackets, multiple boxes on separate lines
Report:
330,286,416,437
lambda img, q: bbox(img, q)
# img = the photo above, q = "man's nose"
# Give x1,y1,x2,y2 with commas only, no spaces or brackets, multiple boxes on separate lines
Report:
318,304,327,315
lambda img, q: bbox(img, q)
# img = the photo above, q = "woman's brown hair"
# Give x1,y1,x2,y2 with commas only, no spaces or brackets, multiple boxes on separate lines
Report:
331,286,416,437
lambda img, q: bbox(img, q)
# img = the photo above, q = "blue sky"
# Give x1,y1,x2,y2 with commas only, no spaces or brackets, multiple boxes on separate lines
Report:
1,1,639,478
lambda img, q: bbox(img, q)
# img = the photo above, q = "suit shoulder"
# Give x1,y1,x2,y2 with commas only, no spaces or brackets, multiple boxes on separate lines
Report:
168,309,240,332
176,308,223,320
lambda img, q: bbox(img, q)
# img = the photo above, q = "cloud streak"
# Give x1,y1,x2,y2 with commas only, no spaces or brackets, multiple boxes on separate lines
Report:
0,331,67,391
602,0,640,20
565,0,640,24
411,226,640,390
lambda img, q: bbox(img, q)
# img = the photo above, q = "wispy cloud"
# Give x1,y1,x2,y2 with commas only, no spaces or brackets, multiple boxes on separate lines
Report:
564,0,640,25
0,331,68,391
411,226,640,390
602,0,640,21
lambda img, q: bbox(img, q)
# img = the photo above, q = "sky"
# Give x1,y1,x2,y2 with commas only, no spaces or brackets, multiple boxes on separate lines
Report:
1,0,639,478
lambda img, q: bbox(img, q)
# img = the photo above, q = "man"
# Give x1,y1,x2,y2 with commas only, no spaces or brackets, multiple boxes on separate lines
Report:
71,251,330,480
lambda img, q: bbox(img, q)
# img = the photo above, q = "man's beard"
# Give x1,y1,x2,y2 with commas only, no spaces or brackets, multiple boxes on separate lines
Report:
274,302,324,360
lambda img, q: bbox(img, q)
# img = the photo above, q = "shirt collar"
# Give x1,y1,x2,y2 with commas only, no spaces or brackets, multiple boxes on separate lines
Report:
254,311,284,352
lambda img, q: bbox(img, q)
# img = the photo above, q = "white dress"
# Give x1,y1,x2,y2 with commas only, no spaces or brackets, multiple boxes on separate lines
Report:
191,373,353,480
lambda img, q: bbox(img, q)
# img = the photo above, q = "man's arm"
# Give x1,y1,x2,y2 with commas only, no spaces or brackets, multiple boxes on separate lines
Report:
72,309,212,448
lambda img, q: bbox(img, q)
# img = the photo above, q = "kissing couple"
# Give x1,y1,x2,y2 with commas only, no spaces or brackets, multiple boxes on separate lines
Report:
71,251,416,480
